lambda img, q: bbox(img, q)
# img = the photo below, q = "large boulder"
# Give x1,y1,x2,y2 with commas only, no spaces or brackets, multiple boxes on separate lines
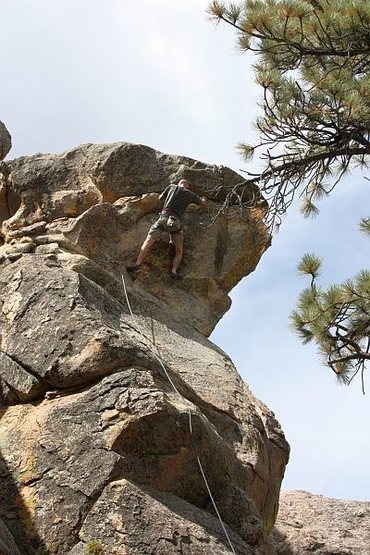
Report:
0,142,288,554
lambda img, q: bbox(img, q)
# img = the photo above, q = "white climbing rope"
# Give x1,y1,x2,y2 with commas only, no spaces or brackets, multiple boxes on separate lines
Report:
121,275,237,554
187,409,237,554
121,274,181,396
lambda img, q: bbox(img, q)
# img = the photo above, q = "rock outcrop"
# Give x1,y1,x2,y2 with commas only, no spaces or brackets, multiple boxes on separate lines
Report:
0,142,288,554
0,122,18,248
0,121,11,161
271,490,370,554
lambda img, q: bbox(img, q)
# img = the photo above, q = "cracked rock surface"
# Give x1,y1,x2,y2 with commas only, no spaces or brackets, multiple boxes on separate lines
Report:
0,142,289,554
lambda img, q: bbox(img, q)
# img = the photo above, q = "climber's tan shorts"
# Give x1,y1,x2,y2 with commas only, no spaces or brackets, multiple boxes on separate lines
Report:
148,215,183,247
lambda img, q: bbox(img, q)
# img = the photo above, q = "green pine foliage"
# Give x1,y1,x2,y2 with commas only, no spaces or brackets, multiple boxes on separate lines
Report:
297,253,322,279
209,0,370,390
359,217,370,236
291,258,370,392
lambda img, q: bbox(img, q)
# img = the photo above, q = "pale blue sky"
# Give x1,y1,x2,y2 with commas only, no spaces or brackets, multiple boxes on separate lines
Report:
2,0,369,501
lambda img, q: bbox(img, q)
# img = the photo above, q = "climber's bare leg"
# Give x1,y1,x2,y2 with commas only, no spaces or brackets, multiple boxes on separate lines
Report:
136,236,157,266
171,232,183,276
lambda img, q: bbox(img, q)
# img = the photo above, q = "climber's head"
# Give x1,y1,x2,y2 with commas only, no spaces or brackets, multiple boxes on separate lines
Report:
178,179,190,190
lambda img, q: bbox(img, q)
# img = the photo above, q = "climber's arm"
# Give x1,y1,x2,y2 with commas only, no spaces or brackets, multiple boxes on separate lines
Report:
159,186,170,203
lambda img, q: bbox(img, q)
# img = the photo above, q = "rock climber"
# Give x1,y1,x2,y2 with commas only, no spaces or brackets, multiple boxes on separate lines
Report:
126,179,202,278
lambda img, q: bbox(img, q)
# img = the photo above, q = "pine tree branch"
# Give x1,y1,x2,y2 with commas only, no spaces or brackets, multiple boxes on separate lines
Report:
329,351,370,364
243,145,367,190
215,13,370,58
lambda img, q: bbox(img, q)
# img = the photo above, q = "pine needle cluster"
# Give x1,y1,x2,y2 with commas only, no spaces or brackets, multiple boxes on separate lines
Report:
291,251,370,392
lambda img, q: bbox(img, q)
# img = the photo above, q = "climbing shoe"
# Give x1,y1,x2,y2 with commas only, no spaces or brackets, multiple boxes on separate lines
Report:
126,264,141,273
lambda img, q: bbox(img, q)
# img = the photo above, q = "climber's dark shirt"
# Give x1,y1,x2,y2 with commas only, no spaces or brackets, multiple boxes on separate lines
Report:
161,184,201,221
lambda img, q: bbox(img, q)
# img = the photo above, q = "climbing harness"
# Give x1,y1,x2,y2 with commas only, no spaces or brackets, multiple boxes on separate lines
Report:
121,275,237,555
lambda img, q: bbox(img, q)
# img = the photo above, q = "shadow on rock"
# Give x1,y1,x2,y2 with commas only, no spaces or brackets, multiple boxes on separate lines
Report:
0,405,49,555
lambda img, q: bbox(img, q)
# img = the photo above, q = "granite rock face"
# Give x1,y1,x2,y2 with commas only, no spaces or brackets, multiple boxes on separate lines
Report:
271,490,370,554
0,142,266,334
0,142,288,554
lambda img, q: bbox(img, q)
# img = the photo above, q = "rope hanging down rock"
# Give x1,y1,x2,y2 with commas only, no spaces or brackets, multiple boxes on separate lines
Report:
121,275,237,555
